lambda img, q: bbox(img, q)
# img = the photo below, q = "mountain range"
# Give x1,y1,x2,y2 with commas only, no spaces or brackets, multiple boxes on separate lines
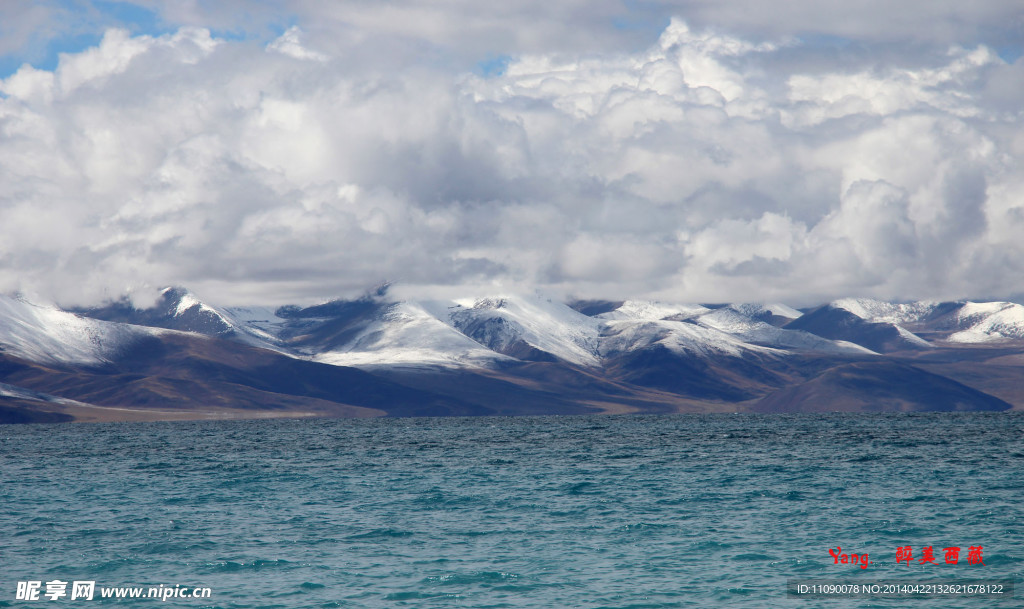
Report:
2,286,1023,423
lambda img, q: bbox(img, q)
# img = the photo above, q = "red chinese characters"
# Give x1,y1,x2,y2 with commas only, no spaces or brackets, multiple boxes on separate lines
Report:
918,546,937,564
968,546,985,565
944,546,960,564
828,545,986,569
897,546,983,566
896,546,913,565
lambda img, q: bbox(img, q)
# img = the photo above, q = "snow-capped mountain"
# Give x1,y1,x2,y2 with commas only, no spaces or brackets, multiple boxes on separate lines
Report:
785,301,933,353
822,297,1024,344
312,301,512,369
0,293,157,366
4,288,1023,422
591,300,868,357
78,287,302,354
68,289,1024,368
597,300,711,322
75,286,236,338
599,316,777,359
945,301,1024,342
727,302,804,324
695,307,872,355
232,294,870,368
439,295,603,367
829,298,942,325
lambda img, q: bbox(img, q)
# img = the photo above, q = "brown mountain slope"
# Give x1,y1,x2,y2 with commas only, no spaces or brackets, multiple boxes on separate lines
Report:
751,361,1013,413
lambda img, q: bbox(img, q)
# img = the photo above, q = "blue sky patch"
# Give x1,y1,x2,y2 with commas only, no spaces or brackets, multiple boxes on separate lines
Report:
0,0,170,78
476,54,512,78
93,0,165,35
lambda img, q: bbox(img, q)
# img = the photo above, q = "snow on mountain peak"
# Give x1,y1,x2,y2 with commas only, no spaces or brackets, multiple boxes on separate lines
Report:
598,300,711,322
831,298,940,324
827,298,1024,344
695,306,873,355
471,297,509,310
175,292,207,316
313,301,511,369
727,302,803,320
947,301,1024,343
599,317,780,359
0,294,152,366
954,301,1018,325
161,287,228,321
442,293,603,367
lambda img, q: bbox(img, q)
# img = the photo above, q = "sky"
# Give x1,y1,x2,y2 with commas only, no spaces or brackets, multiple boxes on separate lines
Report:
0,1,1022,307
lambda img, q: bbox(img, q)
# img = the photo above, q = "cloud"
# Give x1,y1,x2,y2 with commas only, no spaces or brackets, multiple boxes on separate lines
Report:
0,12,1021,306
0,4,58,60
266,25,326,62
647,1,1024,53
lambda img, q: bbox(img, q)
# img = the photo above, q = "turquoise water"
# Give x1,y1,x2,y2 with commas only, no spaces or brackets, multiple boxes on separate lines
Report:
2,413,1022,607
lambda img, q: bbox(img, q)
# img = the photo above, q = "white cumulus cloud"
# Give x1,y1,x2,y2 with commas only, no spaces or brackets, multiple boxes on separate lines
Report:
0,9,1021,306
